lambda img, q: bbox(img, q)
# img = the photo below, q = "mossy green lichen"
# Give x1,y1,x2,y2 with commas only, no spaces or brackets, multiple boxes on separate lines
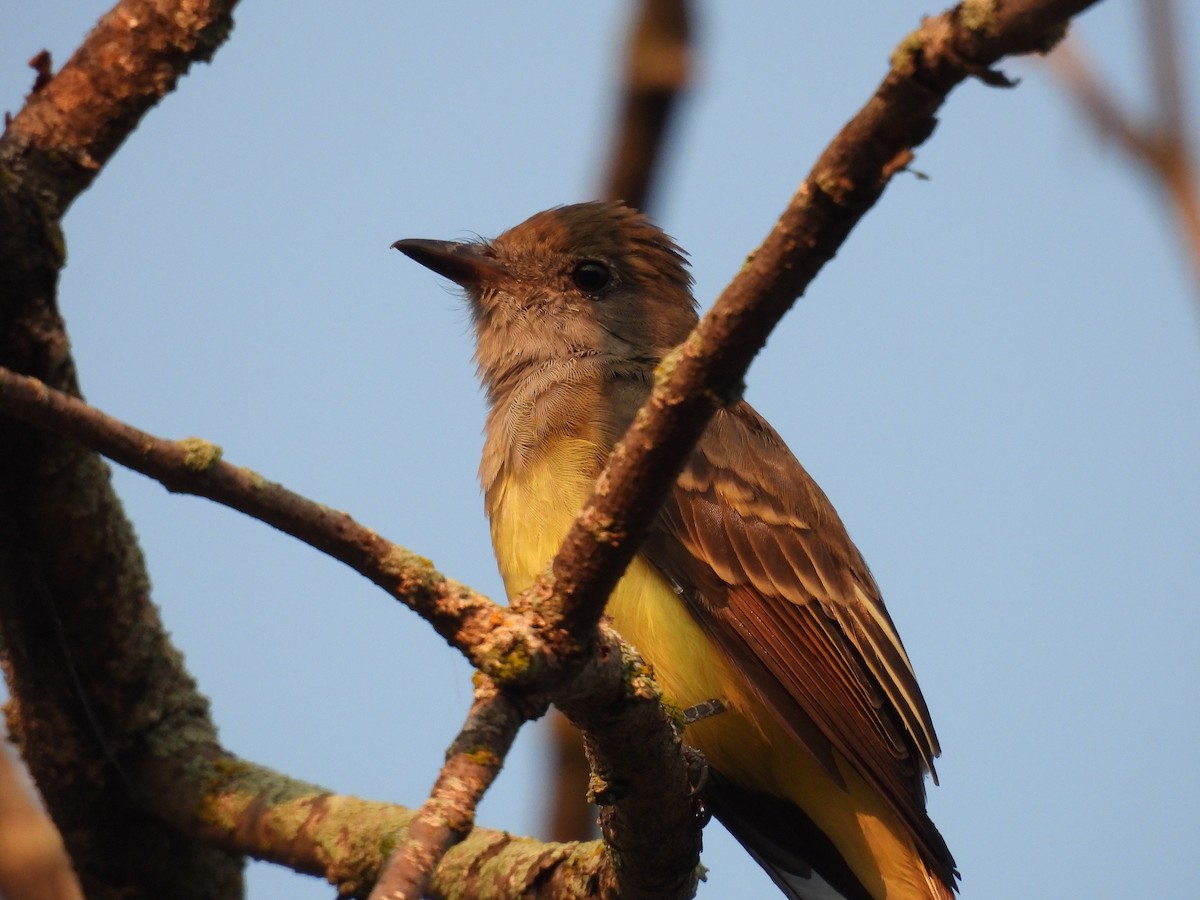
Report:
380,546,437,590
463,747,501,768
960,0,1000,34
239,466,269,490
485,643,535,685
179,436,223,472
891,29,925,73
661,697,688,730
619,642,662,703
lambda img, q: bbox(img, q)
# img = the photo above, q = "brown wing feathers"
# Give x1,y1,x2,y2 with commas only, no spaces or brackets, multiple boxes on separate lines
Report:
647,401,953,873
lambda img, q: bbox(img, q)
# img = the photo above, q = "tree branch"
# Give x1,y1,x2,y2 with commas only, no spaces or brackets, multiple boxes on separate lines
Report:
370,679,534,900
139,744,608,899
0,363,704,897
0,366,513,662
601,0,692,211
1,0,238,219
1051,0,1200,308
536,0,1101,645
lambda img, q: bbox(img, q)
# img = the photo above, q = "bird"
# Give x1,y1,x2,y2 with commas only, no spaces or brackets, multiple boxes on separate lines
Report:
392,201,957,900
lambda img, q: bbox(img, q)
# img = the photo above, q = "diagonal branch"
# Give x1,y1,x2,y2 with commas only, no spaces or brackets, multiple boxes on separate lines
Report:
369,679,534,900
534,0,1101,646
1051,0,1200,307
140,744,610,899
1,0,239,219
0,367,513,665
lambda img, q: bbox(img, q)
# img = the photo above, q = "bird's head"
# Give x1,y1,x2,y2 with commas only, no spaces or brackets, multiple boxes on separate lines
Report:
393,201,698,386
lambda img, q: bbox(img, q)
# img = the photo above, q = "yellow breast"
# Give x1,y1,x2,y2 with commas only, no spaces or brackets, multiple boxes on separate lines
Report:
487,437,736,713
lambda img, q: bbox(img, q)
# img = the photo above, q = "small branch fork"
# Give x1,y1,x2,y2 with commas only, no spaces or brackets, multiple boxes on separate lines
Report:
0,0,1101,896
1051,0,1200,311
0,364,700,898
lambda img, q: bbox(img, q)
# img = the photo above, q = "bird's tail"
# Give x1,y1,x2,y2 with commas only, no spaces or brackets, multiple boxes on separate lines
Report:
707,772,956,900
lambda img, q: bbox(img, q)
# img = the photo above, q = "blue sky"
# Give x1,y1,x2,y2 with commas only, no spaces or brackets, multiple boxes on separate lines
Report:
3,3,1198,898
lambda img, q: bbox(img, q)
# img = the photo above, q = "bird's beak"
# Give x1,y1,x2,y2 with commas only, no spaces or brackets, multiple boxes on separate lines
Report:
391,238,507,289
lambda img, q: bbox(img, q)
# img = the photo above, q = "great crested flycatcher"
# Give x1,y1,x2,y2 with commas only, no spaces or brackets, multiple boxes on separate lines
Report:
393,201,957,900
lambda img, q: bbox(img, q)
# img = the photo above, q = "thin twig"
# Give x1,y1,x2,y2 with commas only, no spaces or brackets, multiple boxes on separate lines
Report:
1051,0,1200,307
601,0,692,210
369,679,533,900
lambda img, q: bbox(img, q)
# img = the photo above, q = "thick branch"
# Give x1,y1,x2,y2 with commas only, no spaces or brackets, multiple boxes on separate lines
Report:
0,0,238,219
368,651,700,900
126,637,692,897
0,5,242,893
551,635,701,900
140,744,608,899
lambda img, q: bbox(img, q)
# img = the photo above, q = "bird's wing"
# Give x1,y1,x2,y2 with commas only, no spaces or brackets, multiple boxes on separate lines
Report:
642,401,947,863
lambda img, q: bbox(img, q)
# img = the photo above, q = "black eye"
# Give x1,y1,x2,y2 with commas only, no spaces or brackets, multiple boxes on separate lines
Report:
571,260,612,294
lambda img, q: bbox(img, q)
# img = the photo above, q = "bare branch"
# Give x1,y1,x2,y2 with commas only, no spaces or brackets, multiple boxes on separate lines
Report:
552,636,701,900
370,679,534,900
140,744,607,899
601,0,693,210
0,0,238,218
0,366,514,664
1052,1,1200,306
0,365,704,897
0,2,249,895
536,0,1100,645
